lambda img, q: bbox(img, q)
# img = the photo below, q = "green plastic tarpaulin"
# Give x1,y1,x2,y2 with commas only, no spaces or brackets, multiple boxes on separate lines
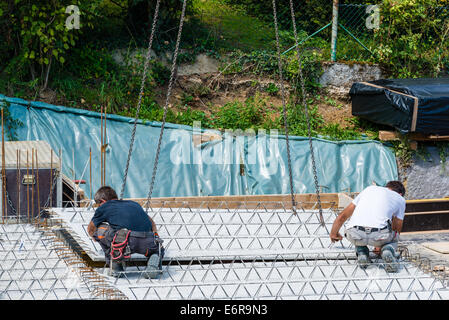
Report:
0,94,398,199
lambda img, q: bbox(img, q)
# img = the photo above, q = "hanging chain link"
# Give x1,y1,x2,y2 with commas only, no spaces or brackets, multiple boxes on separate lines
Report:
119,0,161,199
271,0,297,215
145,0,188,213
288,0,324,226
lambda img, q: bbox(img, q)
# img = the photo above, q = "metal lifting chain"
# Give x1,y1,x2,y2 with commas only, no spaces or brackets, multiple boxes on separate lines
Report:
271,0,297,215
145,0,188,213
287,0,324,226
119,0,161,199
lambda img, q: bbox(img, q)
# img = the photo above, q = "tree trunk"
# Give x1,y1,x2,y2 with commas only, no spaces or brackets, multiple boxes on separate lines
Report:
30,64,36,81
43,56,52,90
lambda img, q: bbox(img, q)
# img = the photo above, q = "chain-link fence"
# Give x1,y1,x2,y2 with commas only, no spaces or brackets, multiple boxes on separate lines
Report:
336,4,375,61
192,1,449,63
336,3,449,62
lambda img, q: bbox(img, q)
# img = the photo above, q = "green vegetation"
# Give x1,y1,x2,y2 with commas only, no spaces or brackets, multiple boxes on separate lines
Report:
192,0,276,51
0,0,448,150
374,0,449,78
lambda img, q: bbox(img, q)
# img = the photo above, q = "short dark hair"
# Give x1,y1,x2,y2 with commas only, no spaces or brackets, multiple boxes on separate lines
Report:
94,186,118,203
385,180,405,196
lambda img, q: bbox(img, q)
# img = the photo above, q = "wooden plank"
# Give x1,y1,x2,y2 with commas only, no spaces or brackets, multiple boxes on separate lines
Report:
422,242,449,254
407,198,449,204
401,229,449,235
378,131,449,142
378,130,400,141
125,193,343,210
405,210,449,216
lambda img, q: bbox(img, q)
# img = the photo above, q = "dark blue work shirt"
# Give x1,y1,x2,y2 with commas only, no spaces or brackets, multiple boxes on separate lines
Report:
91,200,152,232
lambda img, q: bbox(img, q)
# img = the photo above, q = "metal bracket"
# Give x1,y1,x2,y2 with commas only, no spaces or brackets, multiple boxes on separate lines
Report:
22,174,35,185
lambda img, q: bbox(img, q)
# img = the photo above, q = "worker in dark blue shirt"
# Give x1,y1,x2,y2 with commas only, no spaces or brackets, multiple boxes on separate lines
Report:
87,186,164,278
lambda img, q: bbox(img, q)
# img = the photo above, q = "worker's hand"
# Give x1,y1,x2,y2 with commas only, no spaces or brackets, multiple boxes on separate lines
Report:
330,232,343,243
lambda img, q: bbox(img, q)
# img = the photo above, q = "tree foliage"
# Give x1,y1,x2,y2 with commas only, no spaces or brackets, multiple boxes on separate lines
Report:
374,0,449,77
0,0,99,90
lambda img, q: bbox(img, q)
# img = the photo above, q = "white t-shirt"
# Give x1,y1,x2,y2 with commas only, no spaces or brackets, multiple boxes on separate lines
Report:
346,185,406,229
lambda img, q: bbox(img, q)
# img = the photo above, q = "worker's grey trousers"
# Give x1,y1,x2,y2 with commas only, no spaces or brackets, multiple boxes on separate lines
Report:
345,226,399,252
93,223,164,265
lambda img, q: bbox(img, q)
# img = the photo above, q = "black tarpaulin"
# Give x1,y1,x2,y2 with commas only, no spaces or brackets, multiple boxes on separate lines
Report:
350,78,449,135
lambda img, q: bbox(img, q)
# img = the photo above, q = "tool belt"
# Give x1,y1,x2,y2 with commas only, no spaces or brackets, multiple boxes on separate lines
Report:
110,228,132,261
354,225,388,233
94,223,164,261
354,220,392,233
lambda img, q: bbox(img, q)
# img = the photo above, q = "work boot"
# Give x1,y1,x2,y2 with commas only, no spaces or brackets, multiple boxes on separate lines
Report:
381,245,399,273
108,261,125,278
355,246,370,269
144,253,162,279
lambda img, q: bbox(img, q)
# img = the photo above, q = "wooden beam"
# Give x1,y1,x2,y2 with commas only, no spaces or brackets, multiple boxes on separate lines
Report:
124,193,348,210
378,130,449,142
378,130,400,141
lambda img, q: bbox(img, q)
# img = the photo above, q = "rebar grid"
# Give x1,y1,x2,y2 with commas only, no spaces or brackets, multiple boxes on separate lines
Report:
0,223,91,300
47,203,449,300
399,244,449,285
50,202,350,262
104,254,449,300
0,222,128,300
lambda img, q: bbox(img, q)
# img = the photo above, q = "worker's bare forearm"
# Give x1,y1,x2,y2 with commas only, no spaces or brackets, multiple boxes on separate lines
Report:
330,215,345,236
330,203,355,240
392,217,403,233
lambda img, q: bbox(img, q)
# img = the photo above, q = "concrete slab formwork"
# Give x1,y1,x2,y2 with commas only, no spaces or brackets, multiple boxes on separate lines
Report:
0,223,93,299
0,223,127,300
44,201,449,300
50,203,353,261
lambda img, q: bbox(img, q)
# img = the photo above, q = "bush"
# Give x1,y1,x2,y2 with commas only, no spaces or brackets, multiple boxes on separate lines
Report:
278,102,323,137
211,95,270,130
227,48,324,94
374,0,449,77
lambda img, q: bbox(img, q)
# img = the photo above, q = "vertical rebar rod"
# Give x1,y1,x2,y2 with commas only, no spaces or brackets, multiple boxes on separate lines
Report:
26,149,29,221
100,106,104,187
72,148,77,207
103,105,107,186
58,149,62,207
35,149,40,220
17,149,20,218
89,147,92,200
50,149,53,207
1,108,5,223
31,148,35,221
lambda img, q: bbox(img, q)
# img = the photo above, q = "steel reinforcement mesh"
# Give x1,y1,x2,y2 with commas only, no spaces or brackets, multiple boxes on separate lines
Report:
43,202,449,300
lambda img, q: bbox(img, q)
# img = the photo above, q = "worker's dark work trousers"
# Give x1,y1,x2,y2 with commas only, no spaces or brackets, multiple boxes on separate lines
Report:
93,223,164,265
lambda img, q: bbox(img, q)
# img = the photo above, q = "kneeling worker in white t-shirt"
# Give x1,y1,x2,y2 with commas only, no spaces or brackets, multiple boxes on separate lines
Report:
329,181,406,272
